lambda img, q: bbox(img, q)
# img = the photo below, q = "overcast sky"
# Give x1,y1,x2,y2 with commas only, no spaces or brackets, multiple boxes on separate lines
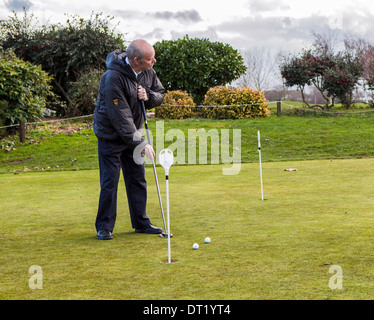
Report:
1,0,374,53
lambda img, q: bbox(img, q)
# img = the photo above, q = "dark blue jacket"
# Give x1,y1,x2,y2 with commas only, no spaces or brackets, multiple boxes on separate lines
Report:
94,49,165,149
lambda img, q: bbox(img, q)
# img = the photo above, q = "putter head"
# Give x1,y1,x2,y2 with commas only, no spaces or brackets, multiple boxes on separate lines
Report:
159,232,173,238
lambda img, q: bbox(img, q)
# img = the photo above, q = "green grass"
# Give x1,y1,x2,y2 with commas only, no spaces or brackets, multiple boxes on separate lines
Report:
1,113,374,300
1,115,374,173
1,159,374,299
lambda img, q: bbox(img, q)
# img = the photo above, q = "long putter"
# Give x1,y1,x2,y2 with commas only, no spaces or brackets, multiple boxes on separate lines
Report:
140,100,172,238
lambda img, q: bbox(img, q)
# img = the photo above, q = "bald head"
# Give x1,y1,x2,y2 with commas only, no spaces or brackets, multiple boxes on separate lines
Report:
127,40,152,62
127,39,156,73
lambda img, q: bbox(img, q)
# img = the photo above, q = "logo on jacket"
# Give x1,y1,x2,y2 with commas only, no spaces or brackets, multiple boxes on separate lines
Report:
113,99,118,106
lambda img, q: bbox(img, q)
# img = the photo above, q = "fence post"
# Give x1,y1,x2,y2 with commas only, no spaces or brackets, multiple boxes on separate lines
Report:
277,101,281,117
20,120,26,143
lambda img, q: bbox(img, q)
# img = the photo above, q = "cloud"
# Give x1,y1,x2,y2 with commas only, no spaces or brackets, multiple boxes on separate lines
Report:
114,9,202,23
149,9,202,22
248,0,290,13
340,7,374,41
5,0,33,11
133,10,335,51
134,28,166,43
211,15,316,49
113,10,143,20
97,2,374,53
170,27,220,42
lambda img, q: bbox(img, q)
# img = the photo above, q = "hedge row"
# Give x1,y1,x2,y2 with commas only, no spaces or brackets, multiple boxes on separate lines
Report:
155,86,270,119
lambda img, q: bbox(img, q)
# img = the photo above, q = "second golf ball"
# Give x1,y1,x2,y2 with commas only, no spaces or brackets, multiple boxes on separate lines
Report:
205,237,211,243
192,243,199,250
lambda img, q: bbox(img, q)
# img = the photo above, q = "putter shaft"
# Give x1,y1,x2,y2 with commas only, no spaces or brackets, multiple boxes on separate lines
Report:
141,100,167,233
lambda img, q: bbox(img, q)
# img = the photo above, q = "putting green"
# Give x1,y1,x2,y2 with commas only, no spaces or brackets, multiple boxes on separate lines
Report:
0,158,373,299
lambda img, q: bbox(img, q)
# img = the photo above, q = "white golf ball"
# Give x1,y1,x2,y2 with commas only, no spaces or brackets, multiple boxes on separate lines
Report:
192,243,199,250
205,237,211,244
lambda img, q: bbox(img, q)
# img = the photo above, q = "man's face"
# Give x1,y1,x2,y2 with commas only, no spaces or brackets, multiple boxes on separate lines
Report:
139,47,156,71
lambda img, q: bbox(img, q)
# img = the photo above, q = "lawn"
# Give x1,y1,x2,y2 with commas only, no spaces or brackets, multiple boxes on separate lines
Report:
1,115,374,173
1,113,374,301
1,159,374,299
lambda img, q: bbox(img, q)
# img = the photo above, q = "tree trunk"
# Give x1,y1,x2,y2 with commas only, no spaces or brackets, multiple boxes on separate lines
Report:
54,78,74,104
312,80,331,109
300,87,311,108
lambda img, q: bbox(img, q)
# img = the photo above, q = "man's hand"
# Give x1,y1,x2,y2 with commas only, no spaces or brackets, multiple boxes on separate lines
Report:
143,144,155,161
138,85,148,101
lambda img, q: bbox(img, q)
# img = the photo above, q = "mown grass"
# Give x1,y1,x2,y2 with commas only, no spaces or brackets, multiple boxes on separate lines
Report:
1,112,374,300
1,159,374,299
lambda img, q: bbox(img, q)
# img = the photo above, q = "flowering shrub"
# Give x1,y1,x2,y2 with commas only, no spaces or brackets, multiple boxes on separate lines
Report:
280,50,361,109
323,69,355,97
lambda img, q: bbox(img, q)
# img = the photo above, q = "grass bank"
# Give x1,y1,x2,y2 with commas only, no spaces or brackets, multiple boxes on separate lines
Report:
1,116,374,173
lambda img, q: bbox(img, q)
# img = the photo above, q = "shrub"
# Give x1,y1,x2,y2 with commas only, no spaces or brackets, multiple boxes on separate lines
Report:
153,35,246,104
68,68,103,116
1,11,125,116
155,90,196,119
0,50,53,130
201,86,270,119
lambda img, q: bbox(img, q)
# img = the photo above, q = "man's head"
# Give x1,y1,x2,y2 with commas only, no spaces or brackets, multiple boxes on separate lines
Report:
127,39,156,73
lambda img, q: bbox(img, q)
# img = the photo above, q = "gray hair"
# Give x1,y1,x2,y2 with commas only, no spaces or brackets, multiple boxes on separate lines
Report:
127,39,151,62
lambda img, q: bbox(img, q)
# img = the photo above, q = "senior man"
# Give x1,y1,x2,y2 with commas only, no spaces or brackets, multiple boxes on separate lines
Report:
93,39,165,240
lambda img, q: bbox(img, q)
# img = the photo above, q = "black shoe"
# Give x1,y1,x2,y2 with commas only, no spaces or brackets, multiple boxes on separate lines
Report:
97,230,113,240
135,224,163,234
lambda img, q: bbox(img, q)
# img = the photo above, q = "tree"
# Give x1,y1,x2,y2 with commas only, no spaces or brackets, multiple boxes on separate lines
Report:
323,52,362,108
237,47,278,91
0,50,53,131
1,11,125,116
153,35,246,104
361,45,374,102
67,67,104,116
0,9,40,57
280,51,315,107
311,29,343,56
280,49,362,109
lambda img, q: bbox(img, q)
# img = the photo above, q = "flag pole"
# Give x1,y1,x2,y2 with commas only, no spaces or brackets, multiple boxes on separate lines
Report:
258,131,264,201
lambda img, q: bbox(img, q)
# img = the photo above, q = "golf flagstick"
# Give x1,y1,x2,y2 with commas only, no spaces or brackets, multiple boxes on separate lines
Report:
159,149,174,264
140,100,170,237
258,130,264,201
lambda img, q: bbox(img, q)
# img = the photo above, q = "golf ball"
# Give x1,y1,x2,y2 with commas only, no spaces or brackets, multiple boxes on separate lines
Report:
205,237,211,244
192,243,199,250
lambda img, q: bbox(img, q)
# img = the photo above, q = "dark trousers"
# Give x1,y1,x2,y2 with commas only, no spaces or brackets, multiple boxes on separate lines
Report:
95,138,151,232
